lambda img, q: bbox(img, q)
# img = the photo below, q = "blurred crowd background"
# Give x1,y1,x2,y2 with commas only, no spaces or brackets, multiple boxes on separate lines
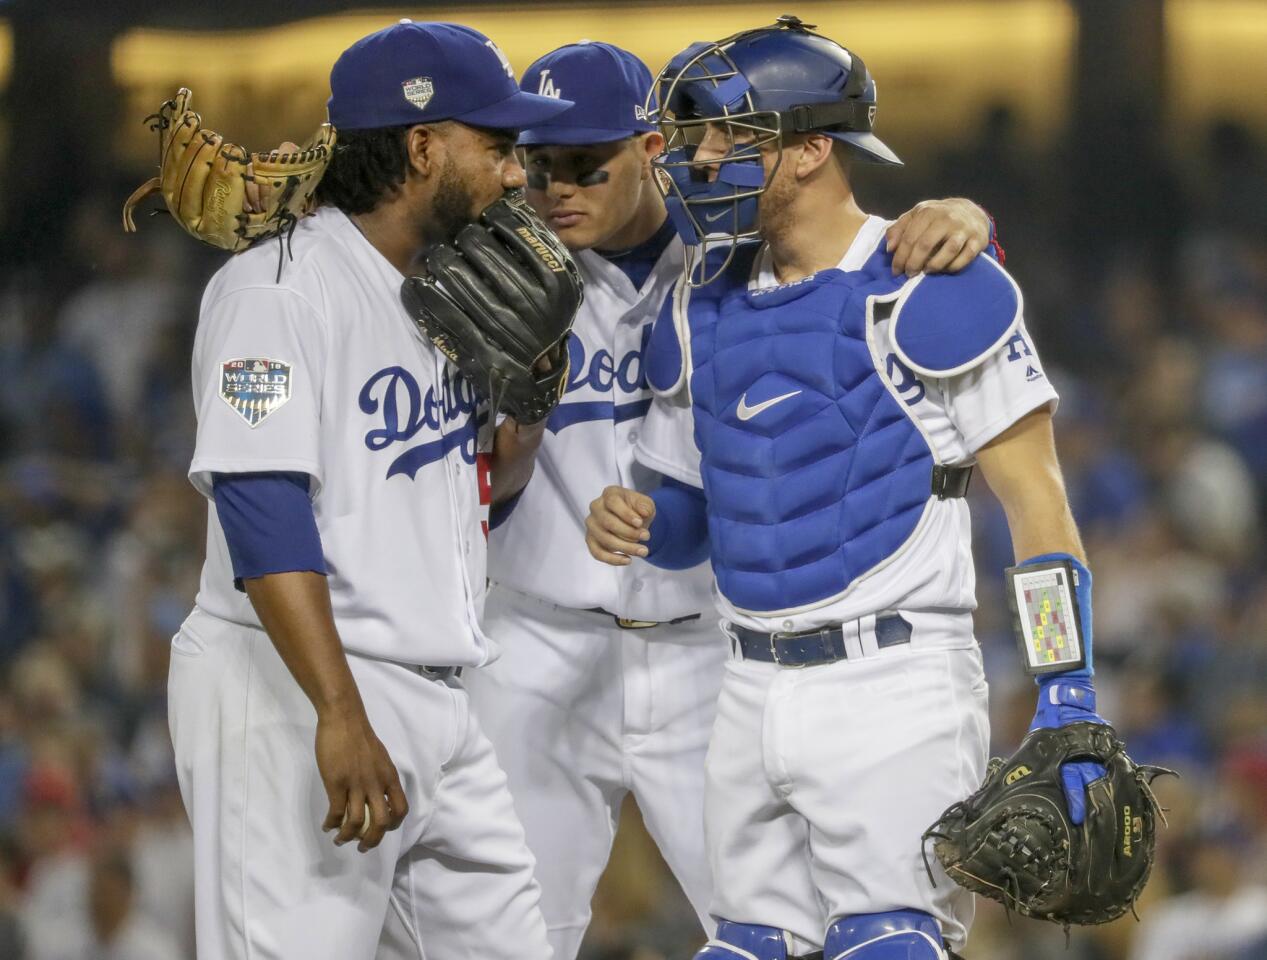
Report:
0,1,1265,958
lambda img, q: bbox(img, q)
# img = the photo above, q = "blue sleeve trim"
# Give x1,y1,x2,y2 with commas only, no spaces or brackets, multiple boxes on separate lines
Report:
645,476,710,571
1021,551,1093,678
212,472,326,591
489,488,525,531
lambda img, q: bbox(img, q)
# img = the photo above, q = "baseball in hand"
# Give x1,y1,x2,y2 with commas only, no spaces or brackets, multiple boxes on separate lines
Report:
341,804,371,838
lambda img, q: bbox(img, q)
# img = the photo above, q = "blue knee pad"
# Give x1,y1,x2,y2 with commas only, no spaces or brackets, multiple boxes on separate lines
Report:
694,921,788,960
824,911,945,960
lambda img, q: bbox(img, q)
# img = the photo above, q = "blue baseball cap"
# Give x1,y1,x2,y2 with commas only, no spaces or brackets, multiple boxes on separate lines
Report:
518,41,657,146
328,21,574,132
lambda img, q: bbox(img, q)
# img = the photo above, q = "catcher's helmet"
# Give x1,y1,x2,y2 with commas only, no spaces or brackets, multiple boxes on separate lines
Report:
649,15,901,284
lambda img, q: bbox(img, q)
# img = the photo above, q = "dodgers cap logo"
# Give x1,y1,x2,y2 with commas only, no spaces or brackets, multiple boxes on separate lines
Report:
328,20,575,131
519,41,657,146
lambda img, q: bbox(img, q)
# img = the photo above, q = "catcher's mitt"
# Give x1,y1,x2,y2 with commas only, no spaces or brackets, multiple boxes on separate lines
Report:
400,193,583,425
924,722,1173,927
122,88,335,254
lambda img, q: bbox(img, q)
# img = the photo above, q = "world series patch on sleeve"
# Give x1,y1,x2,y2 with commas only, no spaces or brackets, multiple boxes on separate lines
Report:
220,358,292,427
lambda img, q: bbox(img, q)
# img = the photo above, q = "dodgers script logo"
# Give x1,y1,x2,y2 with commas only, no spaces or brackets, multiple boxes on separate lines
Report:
359,366,482,479
548,326,653,432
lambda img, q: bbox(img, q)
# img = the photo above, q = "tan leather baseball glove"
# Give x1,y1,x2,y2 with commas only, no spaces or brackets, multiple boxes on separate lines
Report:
122,87,335,253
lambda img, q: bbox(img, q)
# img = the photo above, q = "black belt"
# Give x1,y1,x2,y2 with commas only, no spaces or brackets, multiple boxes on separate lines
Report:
585,607,703,630
732,613,912,667
932,464,973,500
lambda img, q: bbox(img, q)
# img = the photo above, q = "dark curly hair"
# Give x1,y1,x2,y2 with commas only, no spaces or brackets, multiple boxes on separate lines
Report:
314,125,413,215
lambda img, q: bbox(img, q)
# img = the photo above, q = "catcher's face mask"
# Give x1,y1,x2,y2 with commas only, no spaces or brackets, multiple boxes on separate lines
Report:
649,16,901,286
648,39,783,286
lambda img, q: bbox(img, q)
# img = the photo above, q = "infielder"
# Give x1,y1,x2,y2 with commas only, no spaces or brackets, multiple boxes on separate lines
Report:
587,18,1114,960
165,21,573,958
463,39,998,960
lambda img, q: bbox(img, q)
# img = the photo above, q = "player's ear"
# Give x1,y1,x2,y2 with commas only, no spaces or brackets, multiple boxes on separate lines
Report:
405,124,436,178
795,133,836,180
638,131,666,181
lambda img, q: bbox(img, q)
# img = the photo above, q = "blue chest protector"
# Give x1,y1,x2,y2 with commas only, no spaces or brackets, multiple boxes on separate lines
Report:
682,245,929,612
649,242,1021,615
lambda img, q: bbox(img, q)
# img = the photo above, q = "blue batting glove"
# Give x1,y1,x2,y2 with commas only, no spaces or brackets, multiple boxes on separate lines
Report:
1031,674,1108,826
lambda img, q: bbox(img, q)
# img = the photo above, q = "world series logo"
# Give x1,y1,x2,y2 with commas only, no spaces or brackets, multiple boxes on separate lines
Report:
219,358,292,427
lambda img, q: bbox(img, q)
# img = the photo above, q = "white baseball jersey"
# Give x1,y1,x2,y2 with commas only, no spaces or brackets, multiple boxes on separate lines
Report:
188,206,494,667
488,238,713,620
636,216,1059,633
468,232,726,960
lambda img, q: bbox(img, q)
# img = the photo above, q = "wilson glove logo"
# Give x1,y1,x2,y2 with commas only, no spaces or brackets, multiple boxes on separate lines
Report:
1003,764,1033,786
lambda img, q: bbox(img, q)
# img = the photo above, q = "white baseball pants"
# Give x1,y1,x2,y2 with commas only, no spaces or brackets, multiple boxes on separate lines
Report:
168,606,553,960
705,612,990,954
466,585,727,960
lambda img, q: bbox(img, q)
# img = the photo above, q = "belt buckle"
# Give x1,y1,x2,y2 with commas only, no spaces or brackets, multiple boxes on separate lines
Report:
616,617,659,630
769,626,840,668
420,665,459,680
768,630,808,668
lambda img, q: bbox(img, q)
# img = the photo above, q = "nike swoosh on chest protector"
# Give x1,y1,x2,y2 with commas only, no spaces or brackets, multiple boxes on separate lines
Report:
736,389,802,421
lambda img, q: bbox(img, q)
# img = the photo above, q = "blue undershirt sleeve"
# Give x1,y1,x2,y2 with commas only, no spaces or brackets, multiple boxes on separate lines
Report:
644,476,711,571
212,471,326,591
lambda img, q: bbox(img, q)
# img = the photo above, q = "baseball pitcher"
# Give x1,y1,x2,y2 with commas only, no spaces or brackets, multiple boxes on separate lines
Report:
150,21,578,959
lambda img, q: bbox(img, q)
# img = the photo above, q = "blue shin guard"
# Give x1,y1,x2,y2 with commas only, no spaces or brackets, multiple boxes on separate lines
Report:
695,921,789,960
824,911,945,960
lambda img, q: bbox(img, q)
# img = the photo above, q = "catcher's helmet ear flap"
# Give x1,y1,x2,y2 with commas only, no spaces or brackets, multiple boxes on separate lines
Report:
648,16,900,284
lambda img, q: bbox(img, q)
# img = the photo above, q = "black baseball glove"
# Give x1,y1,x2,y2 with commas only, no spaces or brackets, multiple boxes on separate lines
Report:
401,193,582,425
924,722,1173,927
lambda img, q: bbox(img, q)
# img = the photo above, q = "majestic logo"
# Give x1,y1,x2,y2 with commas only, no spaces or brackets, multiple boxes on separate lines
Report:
359,366,482,479
402,77,435,111
485,40,515,79
537,69,562,99
219,358,291,427
737,389,801,422
1004,764,1033,786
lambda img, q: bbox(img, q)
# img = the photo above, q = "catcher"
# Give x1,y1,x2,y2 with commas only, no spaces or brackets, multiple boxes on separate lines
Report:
135,20,579,960
584,18,1169,960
